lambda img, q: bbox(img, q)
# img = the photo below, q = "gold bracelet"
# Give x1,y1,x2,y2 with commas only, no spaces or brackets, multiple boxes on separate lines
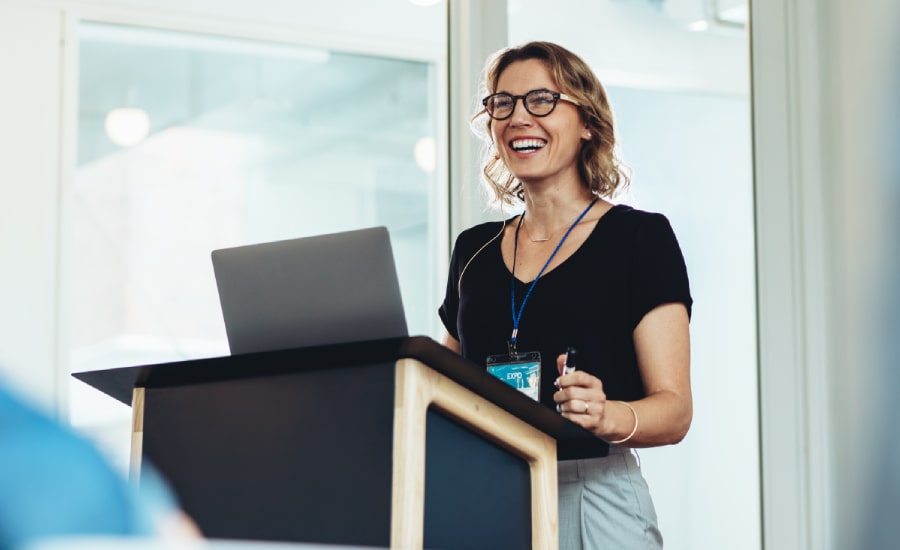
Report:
607,400,638,445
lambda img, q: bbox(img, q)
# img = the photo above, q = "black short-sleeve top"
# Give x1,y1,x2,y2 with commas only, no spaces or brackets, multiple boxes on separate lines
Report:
439,204,692,411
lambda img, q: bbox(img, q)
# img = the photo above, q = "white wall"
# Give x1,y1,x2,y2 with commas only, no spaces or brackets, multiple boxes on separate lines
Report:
817,1,900,548
751,0,900,548
0,2,64,409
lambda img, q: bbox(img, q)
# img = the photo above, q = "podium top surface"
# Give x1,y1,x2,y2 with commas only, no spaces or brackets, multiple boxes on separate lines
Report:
73,336,608,459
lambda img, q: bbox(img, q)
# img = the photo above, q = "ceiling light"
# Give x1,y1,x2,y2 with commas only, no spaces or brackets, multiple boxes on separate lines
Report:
414,136,436,173
689,20,710,32
104,107,150,147
717,5,748,25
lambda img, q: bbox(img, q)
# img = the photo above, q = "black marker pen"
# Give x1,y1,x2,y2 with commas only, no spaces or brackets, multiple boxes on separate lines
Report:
563,347,577,375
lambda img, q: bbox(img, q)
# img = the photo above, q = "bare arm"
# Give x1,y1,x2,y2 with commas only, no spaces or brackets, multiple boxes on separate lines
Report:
441,331,461,354
554,302,692,447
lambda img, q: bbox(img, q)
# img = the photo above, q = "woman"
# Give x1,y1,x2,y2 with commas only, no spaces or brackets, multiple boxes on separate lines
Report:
438,41,692,548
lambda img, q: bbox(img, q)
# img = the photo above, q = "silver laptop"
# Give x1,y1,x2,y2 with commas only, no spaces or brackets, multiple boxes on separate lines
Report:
211,226,408,355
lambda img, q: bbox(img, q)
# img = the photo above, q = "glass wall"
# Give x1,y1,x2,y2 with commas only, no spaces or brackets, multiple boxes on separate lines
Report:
609,85,757,549
508,1,758,549
68,21,442,466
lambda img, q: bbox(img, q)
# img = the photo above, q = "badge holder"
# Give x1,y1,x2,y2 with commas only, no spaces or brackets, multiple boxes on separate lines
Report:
486,340,541,402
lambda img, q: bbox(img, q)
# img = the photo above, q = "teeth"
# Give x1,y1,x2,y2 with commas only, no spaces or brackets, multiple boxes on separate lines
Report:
511,139,546,152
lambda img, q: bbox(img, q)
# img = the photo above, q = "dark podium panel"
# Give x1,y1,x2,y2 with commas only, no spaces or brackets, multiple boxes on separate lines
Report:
424,409,532,549
74,336,607,549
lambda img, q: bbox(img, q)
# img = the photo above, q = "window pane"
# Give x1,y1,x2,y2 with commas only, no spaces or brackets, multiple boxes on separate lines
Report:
508,2,758,549
69,22,442,466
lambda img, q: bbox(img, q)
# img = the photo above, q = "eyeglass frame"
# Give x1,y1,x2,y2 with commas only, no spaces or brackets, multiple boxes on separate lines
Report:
481,88,580,121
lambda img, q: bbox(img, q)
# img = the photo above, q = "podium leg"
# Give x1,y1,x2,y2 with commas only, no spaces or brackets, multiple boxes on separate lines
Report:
130,387,145,483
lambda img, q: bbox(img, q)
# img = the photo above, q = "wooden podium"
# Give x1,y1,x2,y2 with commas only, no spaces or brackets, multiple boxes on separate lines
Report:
74,336,607,550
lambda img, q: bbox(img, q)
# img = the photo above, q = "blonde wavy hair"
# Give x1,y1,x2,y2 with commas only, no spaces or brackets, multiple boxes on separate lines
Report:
472,41,630,207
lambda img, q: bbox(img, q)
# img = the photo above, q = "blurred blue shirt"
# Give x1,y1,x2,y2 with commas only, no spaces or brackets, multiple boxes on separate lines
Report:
0,383,162,550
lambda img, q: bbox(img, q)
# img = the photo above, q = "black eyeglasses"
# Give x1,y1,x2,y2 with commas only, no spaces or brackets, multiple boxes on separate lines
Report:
481,89,579,120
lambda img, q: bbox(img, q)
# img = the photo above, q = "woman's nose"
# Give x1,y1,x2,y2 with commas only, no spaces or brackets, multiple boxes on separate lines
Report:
509,102,533,127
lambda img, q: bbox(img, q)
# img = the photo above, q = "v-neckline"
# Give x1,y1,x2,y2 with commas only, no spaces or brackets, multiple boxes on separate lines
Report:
502,203,622,285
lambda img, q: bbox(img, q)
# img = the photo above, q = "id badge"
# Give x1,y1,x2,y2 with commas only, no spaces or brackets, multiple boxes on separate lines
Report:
486,351,541,401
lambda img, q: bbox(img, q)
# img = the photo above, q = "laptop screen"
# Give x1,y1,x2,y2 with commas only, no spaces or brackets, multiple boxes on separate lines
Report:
211,226,408,355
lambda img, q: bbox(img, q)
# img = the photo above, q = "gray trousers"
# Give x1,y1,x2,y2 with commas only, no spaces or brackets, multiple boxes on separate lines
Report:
558,446,663,549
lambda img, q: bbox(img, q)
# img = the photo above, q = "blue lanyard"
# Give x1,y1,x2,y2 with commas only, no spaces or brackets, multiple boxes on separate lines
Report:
509,198,598,356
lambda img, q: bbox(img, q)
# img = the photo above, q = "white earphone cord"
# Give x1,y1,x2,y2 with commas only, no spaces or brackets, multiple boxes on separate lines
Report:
456,216,509,297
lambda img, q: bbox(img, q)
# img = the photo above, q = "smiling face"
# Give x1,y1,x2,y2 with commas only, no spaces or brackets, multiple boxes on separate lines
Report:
490,58,591,190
